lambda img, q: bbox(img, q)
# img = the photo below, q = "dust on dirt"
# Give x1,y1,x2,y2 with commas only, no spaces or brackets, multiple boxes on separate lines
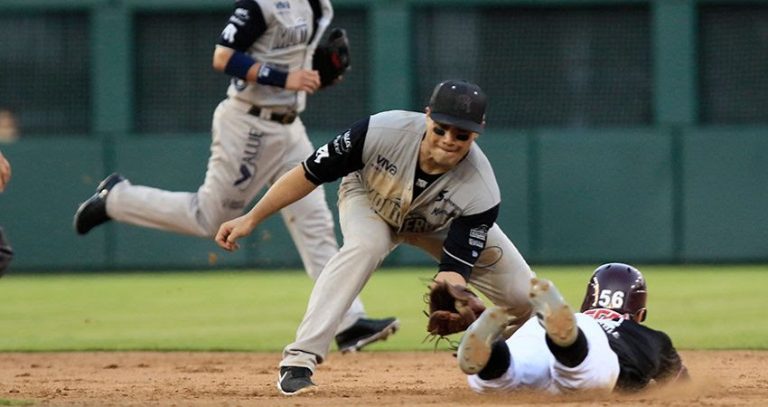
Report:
0,350,763,406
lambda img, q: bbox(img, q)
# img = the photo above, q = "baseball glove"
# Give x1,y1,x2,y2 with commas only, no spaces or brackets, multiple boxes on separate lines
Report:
426,281,486,337
313,27,350,88
0,227,13,277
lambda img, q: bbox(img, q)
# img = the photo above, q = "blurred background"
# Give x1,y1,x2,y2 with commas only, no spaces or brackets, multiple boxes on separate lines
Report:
0,0,766,272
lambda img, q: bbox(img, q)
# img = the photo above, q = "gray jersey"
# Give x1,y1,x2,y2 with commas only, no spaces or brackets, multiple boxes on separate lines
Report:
345,110,500,233
304,110,502,272
284,110,534,371
219,0,332,110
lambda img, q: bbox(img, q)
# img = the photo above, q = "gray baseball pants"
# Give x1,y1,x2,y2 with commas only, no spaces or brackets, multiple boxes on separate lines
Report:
280,183,534,370
105,98,366,332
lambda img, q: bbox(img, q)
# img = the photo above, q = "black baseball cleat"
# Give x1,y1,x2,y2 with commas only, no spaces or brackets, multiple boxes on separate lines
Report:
335,317,400,353
73,173,126,235
277,366,315,396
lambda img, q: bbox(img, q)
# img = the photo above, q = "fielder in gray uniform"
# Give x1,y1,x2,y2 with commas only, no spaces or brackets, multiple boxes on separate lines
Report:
215,79,535,395
73,0,398,352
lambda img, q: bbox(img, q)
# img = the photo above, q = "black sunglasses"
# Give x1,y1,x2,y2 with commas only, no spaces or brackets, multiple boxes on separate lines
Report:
433,126,471,141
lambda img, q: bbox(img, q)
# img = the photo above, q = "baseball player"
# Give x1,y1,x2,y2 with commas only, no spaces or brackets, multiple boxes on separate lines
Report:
0,150,13,276
457,263,689,395
73,0,398,352
215,79,536,395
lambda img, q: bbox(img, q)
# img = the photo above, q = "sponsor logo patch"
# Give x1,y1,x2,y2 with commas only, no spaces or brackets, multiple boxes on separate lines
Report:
469,225,489,241
373,155,398,175
332,131,352,154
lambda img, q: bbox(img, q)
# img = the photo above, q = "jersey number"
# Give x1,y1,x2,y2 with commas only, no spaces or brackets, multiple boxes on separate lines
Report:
598,289,625,309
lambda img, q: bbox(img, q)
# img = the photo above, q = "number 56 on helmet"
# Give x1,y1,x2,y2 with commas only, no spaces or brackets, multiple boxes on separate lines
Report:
580,262,648,322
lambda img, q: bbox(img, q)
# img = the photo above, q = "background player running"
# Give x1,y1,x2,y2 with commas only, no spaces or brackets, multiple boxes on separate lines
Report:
73,0,397,354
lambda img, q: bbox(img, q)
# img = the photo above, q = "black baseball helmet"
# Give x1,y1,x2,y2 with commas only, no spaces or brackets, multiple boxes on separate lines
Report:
580,262,647,322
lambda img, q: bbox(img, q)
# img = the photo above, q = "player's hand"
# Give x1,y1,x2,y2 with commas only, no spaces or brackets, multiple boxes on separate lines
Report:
215,215,256,252
285,69,321,93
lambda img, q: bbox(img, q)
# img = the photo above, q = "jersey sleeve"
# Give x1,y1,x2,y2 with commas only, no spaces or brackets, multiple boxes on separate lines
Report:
608,320,689,391
217,0,268,51
438,204,499,279
652,330,690,385
302,117,368,185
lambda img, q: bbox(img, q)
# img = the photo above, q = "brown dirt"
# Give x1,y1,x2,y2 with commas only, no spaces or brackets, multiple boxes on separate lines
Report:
0,350,765,406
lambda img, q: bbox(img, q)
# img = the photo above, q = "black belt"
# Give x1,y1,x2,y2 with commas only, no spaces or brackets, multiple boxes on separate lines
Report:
248,106,298,124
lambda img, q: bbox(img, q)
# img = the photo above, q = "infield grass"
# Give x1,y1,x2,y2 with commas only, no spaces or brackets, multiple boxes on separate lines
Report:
0,265,766,351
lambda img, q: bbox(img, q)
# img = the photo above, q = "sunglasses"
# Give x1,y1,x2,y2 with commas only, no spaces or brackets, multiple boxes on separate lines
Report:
433,126,471,142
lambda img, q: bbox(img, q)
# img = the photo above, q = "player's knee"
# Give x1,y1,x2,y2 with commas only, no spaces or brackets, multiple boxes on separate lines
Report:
196,212,228,238
341,239,390,261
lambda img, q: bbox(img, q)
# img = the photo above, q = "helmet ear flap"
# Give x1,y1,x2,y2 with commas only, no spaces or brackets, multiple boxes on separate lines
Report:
633,308,647,323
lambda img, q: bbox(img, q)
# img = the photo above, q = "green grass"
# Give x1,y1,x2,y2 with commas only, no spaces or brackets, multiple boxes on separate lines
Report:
0,400,34,406
0,265,766,351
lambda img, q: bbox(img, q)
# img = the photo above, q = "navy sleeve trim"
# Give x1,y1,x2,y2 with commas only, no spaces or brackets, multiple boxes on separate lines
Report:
217,0,267,51
302,117,369,184
438,204,500,279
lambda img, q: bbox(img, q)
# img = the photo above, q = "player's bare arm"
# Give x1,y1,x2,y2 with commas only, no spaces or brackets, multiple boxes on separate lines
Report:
212,45,320,93
215,165,317,251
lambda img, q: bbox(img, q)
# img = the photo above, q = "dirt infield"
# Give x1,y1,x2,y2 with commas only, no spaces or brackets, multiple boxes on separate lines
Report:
0,350,764,406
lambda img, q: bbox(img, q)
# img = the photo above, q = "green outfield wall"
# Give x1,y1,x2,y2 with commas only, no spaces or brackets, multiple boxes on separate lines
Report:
1,0,767,270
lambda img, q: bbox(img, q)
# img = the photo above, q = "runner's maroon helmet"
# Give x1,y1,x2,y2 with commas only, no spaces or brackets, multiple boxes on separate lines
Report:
580,262,647,322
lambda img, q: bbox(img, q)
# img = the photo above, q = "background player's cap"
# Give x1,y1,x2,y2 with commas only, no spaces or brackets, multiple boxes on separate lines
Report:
428,79,487,134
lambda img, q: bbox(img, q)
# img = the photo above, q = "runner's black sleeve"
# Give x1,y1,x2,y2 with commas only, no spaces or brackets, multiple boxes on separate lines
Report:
607,320,689,391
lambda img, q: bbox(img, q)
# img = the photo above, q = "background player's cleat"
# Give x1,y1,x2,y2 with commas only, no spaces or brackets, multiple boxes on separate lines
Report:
277,366,315,395
457,306,515,375
529,278,578,347
73,173,126,235
335,317,400,353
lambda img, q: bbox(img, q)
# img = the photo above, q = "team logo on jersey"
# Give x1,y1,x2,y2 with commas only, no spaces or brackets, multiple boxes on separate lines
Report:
332,131,352,154
234,7,250,20
273,20,309,49
221,23,238,43
401,215,438,233
313,144,330,163
370,191,403,226
275,1,290,10
373,155,398,175
430,195,460,230
229,8,250,26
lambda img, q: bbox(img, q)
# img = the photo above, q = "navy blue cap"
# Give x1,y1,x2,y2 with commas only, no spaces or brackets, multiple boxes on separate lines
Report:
428,79,487,133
